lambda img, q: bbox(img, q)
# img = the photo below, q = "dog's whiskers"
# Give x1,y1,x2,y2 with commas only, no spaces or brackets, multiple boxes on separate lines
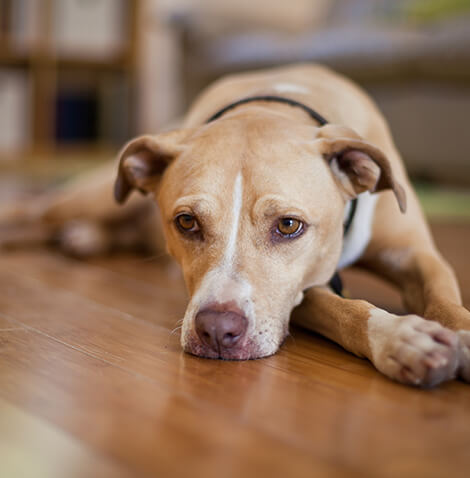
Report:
120,251,171,266
169,316,184,335
138,252,170,263
170,325,183,336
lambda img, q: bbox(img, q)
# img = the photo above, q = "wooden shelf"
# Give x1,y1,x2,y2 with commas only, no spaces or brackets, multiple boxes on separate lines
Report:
0,50,31,66
0,51,130,69
55,56,131,70
0,0,139,158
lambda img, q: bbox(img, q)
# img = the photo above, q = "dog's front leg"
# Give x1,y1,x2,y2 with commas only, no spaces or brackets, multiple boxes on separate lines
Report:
360,246,470,383
292,287,460,387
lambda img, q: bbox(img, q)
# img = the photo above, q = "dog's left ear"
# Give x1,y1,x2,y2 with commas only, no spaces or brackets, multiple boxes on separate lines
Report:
316,125,406,213
114,129,190,204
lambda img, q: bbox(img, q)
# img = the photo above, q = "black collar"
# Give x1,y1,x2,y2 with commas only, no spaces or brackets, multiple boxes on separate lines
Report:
206,94,357,237
207,95,329,126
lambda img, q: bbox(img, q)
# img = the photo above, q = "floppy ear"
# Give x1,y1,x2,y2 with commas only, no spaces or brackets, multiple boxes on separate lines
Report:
316,125,406,213
114,129,189,204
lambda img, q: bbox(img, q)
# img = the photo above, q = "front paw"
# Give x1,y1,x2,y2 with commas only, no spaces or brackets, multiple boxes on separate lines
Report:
369,313,459,387
457,330,470,382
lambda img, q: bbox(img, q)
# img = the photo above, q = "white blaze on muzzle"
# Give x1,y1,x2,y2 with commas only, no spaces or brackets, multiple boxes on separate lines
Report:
182,172,255,338
224,172,243,266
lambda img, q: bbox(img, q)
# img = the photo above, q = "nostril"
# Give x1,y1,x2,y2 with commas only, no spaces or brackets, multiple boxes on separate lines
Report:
195,306,248,352
199,328,213,347
221,331,240,348
195,312,218,351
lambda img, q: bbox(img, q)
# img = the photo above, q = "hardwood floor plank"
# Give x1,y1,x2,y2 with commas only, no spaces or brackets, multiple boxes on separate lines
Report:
0,328,349,478
0,252,187,330
90,254,184,286
0,263,469,477
0,397,136,478
0,315,25,331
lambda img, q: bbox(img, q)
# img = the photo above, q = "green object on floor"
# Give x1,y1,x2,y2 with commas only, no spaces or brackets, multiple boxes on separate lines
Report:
406,0,470,22
415,182,470,221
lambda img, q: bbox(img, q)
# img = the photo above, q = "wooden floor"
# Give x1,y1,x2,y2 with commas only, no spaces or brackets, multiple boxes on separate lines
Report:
1,222,470,478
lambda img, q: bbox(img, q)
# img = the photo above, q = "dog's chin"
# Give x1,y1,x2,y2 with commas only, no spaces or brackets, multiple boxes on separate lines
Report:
183,334,280,361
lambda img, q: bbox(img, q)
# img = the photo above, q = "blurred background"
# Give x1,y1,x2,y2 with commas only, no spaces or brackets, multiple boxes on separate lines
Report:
0,0,469,218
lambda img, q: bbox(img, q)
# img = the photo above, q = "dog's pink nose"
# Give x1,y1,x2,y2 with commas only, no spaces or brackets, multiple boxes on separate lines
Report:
195,308,248,352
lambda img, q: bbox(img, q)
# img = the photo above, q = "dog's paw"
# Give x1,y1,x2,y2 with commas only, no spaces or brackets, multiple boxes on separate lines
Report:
59,220,109,257
457,330,470,382
369,313,459,387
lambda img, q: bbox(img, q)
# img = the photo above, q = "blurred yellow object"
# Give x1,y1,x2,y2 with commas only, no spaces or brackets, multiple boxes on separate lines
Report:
406,0,470,21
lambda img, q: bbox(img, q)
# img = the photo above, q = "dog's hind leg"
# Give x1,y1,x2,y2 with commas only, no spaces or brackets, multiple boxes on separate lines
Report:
0,162,158,256
292,286,460,387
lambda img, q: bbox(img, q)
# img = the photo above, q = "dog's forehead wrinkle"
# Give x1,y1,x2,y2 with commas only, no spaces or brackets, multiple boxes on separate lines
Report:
253,194,311,217
168,119,324,205
172,194,215,212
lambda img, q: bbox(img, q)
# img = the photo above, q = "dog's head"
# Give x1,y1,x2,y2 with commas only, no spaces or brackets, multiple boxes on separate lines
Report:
114,110,405,359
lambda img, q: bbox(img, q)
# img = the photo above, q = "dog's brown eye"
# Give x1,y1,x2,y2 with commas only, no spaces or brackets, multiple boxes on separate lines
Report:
176,214,199,232
277,217,303,237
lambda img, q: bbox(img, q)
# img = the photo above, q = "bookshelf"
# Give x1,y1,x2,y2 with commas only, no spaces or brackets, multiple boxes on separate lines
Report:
0,0,139,159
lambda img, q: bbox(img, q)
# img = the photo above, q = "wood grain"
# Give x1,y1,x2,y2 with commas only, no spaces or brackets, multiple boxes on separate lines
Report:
0,223,469,478
0,397,135,478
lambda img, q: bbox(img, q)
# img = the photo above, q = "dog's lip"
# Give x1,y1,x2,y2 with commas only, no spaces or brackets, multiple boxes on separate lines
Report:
183,334,265,360
185,349,261,361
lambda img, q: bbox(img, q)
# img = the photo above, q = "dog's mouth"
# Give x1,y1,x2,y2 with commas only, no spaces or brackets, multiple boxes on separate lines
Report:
183,333,264,360
180,300,292,361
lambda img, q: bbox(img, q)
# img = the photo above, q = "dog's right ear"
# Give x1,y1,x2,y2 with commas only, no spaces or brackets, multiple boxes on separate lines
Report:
114,130,190,204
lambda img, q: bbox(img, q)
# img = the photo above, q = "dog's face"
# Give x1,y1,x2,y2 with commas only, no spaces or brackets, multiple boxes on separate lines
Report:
114,110,405,360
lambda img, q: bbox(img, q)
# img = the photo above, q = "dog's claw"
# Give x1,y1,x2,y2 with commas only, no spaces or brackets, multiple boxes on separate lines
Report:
373,315,459,388
457,330,470,382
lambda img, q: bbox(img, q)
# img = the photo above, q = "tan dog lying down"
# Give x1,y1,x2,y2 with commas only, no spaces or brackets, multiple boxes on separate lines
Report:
2,64,470,387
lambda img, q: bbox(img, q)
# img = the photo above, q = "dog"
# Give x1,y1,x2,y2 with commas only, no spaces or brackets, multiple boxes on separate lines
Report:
1,64,469,387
